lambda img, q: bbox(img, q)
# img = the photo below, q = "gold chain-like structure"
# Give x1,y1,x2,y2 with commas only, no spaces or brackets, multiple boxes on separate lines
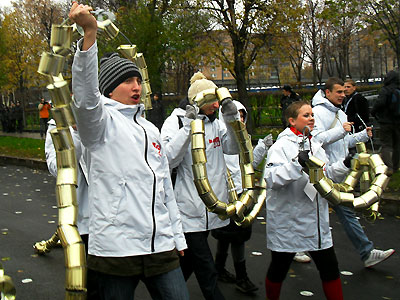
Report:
0,262,16,300
305,142,390,209
190,88,266,227
35,13,153,299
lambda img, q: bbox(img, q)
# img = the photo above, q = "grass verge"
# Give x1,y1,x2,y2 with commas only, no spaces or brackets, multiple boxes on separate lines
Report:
0,136,45,160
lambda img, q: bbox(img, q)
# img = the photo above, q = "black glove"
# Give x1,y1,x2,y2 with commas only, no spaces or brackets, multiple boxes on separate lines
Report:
343,153,354,168
298,150,310,173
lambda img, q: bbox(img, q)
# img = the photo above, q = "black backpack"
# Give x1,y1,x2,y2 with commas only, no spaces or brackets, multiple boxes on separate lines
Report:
389,89,400,117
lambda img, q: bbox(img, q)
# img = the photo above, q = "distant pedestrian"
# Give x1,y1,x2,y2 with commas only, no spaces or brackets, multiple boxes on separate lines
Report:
343,79,370,132
14,101,24,133
8,103,16,132
147,92,165,131
371,70,400,175
38,98,51,138
280,85,300,128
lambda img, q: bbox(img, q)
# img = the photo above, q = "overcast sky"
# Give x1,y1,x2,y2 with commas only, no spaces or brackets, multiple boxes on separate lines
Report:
0,0,12,8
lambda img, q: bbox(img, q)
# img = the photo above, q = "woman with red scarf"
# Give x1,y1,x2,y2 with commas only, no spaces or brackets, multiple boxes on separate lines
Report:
264,101,348,300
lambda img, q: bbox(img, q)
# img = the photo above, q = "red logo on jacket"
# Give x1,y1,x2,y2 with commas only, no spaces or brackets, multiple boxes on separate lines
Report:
208,137,221,148
152,142,161,156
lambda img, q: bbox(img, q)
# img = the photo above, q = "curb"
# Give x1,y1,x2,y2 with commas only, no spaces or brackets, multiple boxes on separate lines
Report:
0,155,47,170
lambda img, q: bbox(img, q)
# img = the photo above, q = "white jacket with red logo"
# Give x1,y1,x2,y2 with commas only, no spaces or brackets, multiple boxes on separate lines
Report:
71,41,187,257
161,107,239,233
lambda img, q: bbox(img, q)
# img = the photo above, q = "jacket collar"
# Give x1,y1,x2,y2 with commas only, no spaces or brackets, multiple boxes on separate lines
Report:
311,89,339,113
102,96,145,118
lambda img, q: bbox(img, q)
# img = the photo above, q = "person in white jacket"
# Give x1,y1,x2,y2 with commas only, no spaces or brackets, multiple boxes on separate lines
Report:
161,72,239,300
69,3,188,300
312,77,395,268
211,101,272,294
264,101,345,300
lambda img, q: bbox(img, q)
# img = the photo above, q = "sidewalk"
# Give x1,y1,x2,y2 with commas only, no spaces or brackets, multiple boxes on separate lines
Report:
0,130,42,139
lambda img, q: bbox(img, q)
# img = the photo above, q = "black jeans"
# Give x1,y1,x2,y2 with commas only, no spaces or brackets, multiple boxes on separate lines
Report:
39,117,48,138
179,231,225,300
379,123,400,172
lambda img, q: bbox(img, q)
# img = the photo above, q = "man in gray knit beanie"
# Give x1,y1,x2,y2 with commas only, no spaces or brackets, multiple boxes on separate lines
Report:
99,52,142,102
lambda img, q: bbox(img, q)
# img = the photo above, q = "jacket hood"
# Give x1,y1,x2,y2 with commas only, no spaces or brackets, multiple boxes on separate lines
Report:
384,70,399,87
219,100,247,123
311,89,339,113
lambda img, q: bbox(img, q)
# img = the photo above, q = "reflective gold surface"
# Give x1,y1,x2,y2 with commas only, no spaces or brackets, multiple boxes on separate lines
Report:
51,25,73,48
47,81,72,106
38,52,66,76
193,88,218,107
117,45,137,59
97,19,119,40
216,87,231,102
0,262,16,300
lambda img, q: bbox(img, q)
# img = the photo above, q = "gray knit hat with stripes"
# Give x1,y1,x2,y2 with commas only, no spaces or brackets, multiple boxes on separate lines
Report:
99,53,142,97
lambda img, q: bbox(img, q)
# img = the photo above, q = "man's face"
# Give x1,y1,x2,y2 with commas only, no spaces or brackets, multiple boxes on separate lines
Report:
200,101,219,116
344,83,356,96
282,90,290,96
325,84,345,106
109,77,142,105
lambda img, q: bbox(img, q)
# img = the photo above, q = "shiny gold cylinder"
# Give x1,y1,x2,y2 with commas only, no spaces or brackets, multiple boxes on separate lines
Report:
225,203,236,217
58,205,78,226
308,156,326,168
343,171,361,188
354,190,379,209
372,165,389,176
47,81,72,106
234,200,246,218
194,178,212,195
211,202,228,215
57,225,82,248
324,187,342,206
241,173,255,189
190,119,204,134
309,167,324,184
239,150,253,165
64,243,86,268
142,80,152,95
371,173,390,190
368,154,385,169
38,52,66,76
194,89,218,108
339,192,354,204
358,153,370,166
200,191,219,208
226,170,238,203
314,177,333,198
97,19,119,40
57,168,77,186
51,25,73,48
56,184,77,207
216,87,232,102
65,290,87,300
65,266,87,290
192,163,208,180
52,104,77,128
135,53,147,69
192,149,207,164
351,158,360,171
360,171,370,193
356,142,367,153
370,184,383,197
239,190,254,209
117,44,137,59
191,132,206,149
141,68,149,80
53,45,72,56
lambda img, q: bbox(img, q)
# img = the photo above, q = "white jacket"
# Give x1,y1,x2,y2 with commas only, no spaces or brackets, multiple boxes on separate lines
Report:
264,128,348,252
45,119,89,235
312,90,369,182
71,40,186,257
161,105,239,233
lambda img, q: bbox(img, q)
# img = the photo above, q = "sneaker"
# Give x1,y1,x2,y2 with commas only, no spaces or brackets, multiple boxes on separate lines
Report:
364,249,395,268
217,268,236,283
293,252,311,263
236,276,258,294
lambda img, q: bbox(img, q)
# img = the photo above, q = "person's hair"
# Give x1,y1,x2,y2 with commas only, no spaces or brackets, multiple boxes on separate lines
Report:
283,84,293,92
324,77,344,91
285,100,311,126
345,79,356,86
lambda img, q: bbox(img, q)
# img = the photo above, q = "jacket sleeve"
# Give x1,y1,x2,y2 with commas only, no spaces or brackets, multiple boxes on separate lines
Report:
312,110,347,146
160,114,192,169
264,142,303,190
344,129,369,148
253,139,268,167
219,119,240,155
161,151,187,251
71,40,108,150
45,123,57,178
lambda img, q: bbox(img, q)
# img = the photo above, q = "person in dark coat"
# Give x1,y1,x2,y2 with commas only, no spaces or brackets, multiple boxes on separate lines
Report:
343,79,370,132
14,101,24,133
147,92,165,131
280,85,300,128
371,70,400,175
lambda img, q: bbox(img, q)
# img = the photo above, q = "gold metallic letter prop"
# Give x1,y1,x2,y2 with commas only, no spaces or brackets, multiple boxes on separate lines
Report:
190,88,266,226
306,142,389,210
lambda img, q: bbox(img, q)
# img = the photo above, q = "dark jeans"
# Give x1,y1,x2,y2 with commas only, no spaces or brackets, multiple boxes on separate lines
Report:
379,123,400,173
90,267,189,300
40,117,48,138
267,247,340,283
180,231,225,300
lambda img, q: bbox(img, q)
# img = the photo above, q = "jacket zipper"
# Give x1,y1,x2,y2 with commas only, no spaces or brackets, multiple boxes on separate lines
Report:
134,110,157,252
205,207,209,230
316,195,321,249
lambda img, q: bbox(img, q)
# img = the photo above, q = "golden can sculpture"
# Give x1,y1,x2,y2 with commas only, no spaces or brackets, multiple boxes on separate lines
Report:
304,142,389,210
0,262,16,300
190,88,266,226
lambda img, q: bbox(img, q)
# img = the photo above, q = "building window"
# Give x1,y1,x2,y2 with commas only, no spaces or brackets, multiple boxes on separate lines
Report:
211,74,217,78
211,67,216,72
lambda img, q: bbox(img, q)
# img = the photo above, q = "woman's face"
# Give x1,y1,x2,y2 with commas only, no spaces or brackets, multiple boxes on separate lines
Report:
289,104,314,133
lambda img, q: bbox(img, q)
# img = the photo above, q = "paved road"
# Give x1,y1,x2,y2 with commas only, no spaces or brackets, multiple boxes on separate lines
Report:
1,164,399,300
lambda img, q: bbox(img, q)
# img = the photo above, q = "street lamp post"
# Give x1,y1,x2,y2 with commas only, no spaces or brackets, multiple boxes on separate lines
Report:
378,43,383,82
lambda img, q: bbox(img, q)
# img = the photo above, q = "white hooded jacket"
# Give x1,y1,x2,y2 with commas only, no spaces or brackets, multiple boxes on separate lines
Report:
265,128,348,252
161,104,239,233
71,41,186,257
312,90,369,182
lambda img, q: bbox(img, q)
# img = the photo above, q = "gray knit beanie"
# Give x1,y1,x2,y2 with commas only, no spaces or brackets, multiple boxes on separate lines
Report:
99,53,142,97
